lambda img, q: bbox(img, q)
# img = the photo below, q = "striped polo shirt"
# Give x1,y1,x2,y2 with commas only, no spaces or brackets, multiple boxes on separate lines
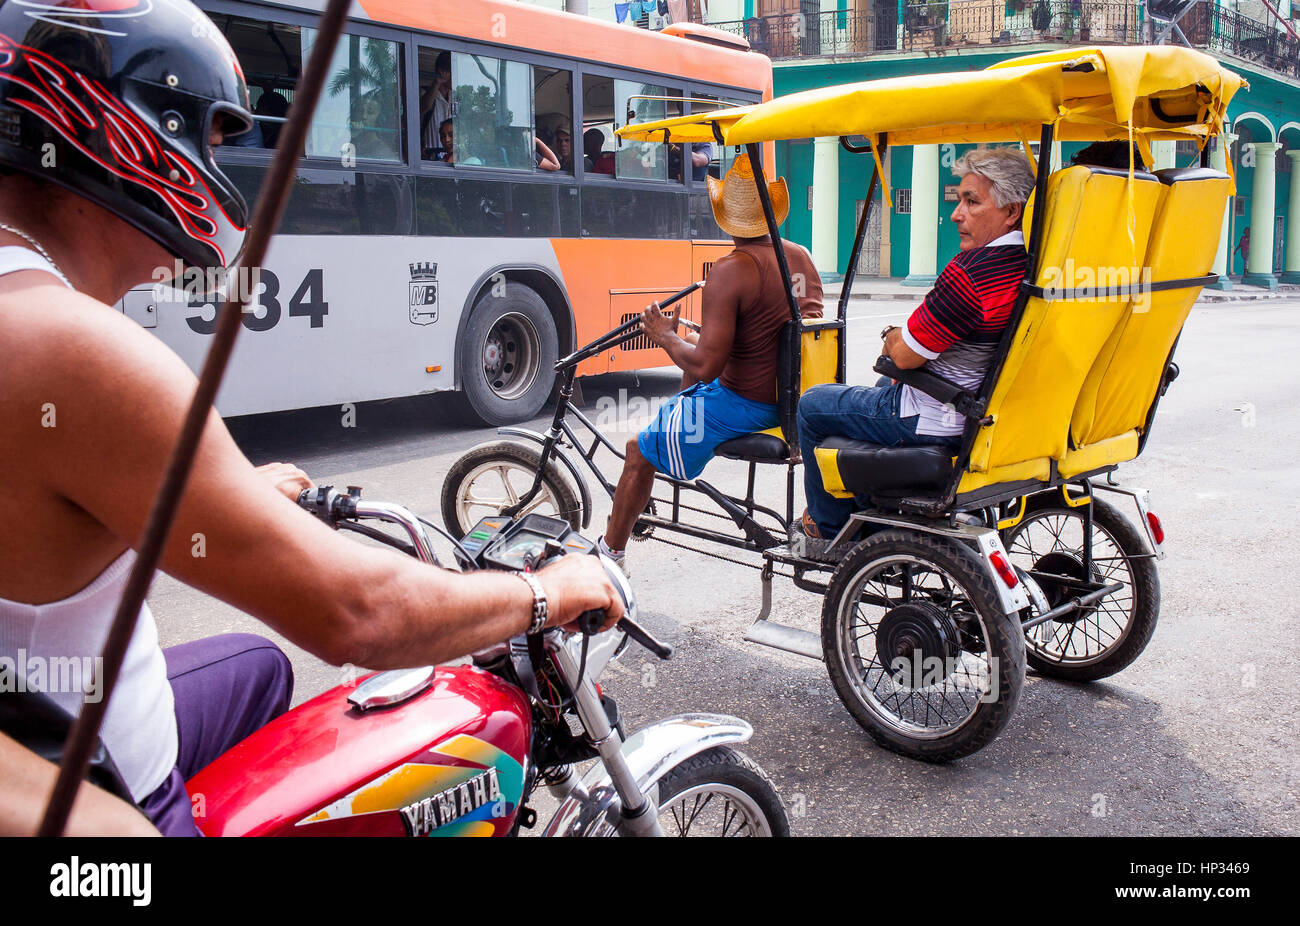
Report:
900,230,1027,436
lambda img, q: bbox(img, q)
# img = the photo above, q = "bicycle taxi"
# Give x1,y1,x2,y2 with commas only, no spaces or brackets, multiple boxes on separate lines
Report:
443,46,1243,760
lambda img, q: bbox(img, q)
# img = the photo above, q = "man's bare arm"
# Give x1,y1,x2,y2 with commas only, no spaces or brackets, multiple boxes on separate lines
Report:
11,293,622,669
0,732,160,836
884,325,928,370
642,255,752,383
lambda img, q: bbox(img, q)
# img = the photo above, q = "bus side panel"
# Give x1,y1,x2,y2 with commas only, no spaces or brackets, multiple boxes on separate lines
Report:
549,238,702,376
133,236,565,417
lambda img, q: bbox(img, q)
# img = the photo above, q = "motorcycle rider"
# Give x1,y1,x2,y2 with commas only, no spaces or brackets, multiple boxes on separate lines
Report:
0,0,622,836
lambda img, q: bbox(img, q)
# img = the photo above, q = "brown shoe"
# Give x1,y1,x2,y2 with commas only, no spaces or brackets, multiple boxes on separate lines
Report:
799,508,823,540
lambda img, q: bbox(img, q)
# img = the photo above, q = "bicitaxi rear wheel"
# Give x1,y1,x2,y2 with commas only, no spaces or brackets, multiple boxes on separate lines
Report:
821,529,1026,762
1000,494,1160,682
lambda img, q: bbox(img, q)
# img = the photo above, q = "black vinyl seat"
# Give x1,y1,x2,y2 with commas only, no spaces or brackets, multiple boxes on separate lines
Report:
813,436,957,499
714,430,789,462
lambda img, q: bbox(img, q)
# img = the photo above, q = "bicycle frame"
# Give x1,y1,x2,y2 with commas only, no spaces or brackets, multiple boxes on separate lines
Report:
501,281,797,559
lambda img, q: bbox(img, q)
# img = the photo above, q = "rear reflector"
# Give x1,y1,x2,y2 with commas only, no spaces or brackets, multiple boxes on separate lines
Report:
989,551,1019,588
1146,511,1165,545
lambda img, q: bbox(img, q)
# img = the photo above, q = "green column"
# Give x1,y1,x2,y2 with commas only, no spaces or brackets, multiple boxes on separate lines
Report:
1282,151,1300,284
1151,140,1176,171
902,144,939,286
1244,141,1280,290
811,135,840,278
1208,132,1235,290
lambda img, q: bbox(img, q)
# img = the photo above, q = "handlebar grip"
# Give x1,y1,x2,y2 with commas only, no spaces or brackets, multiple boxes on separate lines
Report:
575,609,607,636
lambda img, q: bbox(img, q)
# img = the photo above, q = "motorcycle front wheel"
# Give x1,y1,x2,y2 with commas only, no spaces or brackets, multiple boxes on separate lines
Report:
650,746,790,837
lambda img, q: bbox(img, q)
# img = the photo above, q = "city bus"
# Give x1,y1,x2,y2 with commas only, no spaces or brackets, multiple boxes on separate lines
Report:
120,0,774,424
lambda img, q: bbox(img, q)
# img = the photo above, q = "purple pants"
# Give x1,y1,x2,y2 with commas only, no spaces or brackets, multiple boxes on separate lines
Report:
139,633,293,836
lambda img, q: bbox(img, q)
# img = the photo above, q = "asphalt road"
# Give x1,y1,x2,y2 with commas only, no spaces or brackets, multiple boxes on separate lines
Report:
150,296,1300,837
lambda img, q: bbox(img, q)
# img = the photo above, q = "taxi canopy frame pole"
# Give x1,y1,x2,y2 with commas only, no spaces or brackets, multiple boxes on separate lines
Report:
37,0,357,837
744,143,801,326
837,135,888,384
745,142,803,448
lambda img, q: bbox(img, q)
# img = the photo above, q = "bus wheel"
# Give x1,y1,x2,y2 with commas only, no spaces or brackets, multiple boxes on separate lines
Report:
458,282,558,426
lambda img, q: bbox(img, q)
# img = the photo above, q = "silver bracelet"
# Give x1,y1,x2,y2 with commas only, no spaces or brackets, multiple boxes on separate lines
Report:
516,572,548,635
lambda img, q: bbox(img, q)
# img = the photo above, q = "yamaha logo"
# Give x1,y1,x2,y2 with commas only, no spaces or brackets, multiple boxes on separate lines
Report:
399,767,503,836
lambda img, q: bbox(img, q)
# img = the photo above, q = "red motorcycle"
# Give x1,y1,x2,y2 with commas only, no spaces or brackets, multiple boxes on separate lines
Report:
186,486,790,837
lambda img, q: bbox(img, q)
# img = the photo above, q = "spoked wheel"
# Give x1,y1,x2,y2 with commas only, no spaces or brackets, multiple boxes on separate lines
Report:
1001,494,1160,681
652,747,790,837
821,529,1025,762
441,440,582,538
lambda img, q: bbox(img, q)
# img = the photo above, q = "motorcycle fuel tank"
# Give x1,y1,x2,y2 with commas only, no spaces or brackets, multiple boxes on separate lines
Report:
187,665,531,836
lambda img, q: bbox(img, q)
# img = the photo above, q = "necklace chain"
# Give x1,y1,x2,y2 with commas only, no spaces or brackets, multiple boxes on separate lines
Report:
0,222,73,288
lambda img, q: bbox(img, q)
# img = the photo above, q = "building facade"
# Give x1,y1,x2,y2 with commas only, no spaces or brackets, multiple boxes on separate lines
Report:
526,0,1299,287
713,0,1300,288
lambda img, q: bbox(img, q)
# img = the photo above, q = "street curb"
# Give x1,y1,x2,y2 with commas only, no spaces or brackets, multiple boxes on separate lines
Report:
830,287,1300,305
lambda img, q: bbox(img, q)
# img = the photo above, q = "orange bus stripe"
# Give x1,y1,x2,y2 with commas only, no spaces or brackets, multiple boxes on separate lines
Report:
354,0,772,98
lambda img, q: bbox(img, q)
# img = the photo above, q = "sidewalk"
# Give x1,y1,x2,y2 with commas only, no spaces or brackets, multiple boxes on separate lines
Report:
824,277,1300,304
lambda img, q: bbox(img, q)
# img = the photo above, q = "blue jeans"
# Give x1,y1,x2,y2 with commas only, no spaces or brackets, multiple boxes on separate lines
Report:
797,379,961,537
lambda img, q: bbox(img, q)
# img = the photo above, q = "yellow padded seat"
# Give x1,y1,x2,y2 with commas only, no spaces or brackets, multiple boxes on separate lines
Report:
968,165,1162,476
1058,430,1140,479
1068,167,1231,455
798,320,839,394
715,320,842,463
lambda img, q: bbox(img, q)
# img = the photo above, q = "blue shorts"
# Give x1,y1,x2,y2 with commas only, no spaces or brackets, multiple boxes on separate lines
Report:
637,379,779,481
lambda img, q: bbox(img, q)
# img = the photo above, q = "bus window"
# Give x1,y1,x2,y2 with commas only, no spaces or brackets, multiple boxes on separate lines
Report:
220,15,404,163
580,74,617,177
692,94,741,181
615,79,680,181
221,16,298,150
450,53,533,170
314,33,405,163
418,47,452,161
534,65,574,174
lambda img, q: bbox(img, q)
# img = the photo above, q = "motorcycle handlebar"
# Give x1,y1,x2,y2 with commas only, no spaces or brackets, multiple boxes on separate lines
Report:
300,486,669,657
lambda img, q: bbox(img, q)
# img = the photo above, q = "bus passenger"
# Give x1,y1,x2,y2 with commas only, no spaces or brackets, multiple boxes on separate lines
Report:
420,51,452,159
598,154,823,573
584,128,615,174
552,124,575,172
535,134,561,171
256,90,289,149
350,93,399,161
670,141,713,181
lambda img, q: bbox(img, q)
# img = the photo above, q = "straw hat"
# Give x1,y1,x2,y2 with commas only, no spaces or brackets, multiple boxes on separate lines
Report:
706,153,789,238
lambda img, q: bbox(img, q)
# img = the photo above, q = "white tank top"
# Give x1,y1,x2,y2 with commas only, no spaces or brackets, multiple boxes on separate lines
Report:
0,246,177,801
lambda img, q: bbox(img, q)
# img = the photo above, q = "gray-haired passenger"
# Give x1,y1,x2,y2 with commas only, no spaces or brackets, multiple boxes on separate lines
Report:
796,146,1035,545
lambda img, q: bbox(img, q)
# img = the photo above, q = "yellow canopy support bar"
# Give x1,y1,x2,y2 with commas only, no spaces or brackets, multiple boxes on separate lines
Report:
616,46,1244,151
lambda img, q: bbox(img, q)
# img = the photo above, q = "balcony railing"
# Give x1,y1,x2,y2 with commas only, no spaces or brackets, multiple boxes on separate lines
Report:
709,1,1300,80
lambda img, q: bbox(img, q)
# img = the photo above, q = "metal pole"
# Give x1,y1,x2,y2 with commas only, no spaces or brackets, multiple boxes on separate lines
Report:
37,0,358,837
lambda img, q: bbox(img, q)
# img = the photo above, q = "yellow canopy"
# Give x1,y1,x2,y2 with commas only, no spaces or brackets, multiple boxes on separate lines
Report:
617,45,1244,148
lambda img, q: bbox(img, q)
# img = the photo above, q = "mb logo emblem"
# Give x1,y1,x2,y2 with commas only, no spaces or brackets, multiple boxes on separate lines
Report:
409,261,438,325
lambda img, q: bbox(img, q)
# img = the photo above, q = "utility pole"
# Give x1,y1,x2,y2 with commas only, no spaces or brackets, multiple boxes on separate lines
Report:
566,0,590,14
